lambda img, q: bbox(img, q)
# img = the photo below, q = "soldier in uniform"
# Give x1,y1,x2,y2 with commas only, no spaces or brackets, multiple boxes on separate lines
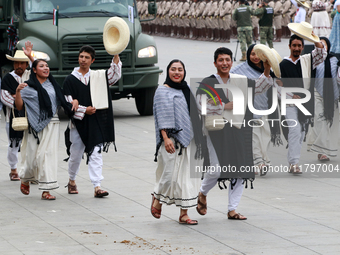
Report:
175,0,184,37
163,0,172,36
251,0,259,41
180,0,191,38
196,0,207,40
207,0,218,41
231,0,239,38
169,0,179,37
188,0,198,39
281,0,291,38
212,0,221,41
220,0,233,42
233,0,253,61
254,0,274,48
155,0,165,35
273,0,283,42
202,0,211,40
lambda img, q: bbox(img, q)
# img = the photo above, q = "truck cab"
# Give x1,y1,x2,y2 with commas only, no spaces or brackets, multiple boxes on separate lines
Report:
0,0,161,115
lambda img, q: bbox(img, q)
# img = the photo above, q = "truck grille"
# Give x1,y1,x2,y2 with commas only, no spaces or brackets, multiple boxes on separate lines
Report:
61,37,130,68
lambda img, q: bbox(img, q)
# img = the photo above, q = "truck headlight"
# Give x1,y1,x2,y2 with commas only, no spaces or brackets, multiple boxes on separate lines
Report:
138,46,156,58
31,51,50,61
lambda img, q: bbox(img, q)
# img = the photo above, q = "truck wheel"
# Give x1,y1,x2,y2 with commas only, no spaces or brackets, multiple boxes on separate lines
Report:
135,87,157,116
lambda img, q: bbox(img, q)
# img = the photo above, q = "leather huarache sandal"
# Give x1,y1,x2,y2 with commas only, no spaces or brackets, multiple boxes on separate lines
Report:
41,192,56,200
66,181,78,194
9,172,20,181
151,193,162,219
179,214,198,225
196,192,207,216
20,182,30,195
318,154,330,162
227,211,247,220
94,189,109,198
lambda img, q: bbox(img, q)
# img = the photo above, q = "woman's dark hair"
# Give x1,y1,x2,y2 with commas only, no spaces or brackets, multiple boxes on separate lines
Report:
32,59,48,70
289,34,304,47
79,45,96,60
214,47,233,62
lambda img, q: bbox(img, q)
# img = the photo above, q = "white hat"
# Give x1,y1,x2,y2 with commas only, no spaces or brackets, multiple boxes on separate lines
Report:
103,17,130,55
270,48,282,64
6,50,30,62
253,44,281,78
288,22,320,43
296,0,310,8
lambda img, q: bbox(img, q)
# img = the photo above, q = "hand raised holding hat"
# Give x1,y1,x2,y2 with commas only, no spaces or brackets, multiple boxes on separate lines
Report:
113,55,120,65
263,60,271,77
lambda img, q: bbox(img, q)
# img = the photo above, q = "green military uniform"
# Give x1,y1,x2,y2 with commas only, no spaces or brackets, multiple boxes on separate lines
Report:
232,2,253,61
254,3,274,48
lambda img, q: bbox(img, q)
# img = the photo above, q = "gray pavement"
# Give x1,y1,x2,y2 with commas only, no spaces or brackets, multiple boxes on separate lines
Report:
1,37,340,255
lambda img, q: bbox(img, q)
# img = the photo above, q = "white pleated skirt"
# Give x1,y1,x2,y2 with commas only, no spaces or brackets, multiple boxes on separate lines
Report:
153,139,202,208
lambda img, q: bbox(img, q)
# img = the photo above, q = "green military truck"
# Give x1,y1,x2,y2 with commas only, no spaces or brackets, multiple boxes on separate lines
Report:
0,0,160,115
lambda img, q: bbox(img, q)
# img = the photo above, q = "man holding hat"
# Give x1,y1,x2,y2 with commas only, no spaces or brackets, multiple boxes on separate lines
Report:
63,45,121,197
1,42,34,181
280,25,326,173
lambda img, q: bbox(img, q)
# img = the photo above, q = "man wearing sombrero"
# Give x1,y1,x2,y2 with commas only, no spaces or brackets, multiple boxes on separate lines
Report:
1,42,34,181
280,22,326,174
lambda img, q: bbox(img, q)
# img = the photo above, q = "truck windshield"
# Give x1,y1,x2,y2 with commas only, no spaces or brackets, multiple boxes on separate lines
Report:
24,0,137,21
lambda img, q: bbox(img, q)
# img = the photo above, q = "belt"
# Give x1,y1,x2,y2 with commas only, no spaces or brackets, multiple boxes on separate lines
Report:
313,9,326,12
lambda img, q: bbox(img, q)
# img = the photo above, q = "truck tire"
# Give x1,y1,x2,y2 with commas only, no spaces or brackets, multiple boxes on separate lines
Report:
135,87,157,116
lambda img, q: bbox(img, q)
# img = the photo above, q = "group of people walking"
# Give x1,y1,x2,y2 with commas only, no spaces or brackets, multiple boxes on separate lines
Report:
1,41,121,200
152,29,340,224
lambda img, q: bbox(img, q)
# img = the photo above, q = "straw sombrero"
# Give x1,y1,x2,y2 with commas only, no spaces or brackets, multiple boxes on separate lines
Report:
296,0,310,8
288,22,320,43
270,48,282,64
103,17,130,55
253,44,281,78
6,50,30,62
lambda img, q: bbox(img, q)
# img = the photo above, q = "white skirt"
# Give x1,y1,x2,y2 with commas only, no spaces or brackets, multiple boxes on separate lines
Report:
19,119,60,190
153,139,201,208
252,116,271,167
310,11,331,38
307,92,339,157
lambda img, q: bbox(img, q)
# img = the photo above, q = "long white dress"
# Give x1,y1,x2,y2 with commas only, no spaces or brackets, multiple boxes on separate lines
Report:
310,0,331,37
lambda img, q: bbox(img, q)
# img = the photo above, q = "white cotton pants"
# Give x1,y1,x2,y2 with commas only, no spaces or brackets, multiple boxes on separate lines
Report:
68,128,104,188
200,135,244,212
285,106,305,165
6,122,21,170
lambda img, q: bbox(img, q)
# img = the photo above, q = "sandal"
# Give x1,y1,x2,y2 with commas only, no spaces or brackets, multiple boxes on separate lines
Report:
196,192,207,216
227,211,247,220
41,192,56,200
318,154,330,162
20,182,30,195
289,164,302,174
179,214,198,225
94,189,109,198
65,182,78,194
151,193,162,219
9,172,20,181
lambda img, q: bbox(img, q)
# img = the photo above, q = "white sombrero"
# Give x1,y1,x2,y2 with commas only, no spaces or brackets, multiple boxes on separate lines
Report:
103,17,130,55
6,50,29,62
296,0,310,8
270,48,282,64
288,21,320,43
253,44,281,78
